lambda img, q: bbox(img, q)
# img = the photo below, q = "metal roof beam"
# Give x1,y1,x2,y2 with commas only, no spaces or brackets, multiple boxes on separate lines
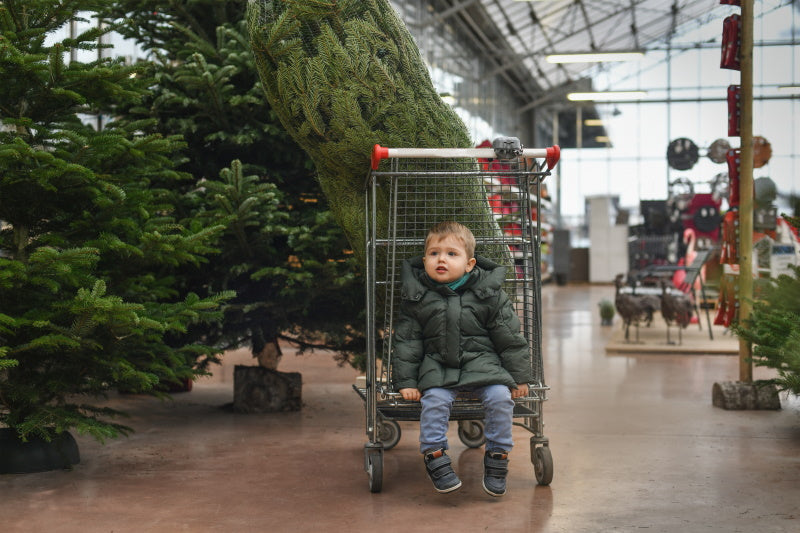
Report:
442,0,543,101
418,0,480,28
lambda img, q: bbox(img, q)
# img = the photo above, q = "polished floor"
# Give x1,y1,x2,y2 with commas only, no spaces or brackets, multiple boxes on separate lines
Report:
2,284,799,533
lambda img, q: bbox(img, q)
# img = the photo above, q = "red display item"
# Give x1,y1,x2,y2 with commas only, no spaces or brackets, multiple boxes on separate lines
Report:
488,194,504,213
723,282,738,327
682,194,722,242
713,278,728,326
721,210,739,265
719,0,741,5
503,222,522,236
753,136,772,168
477,139,516,184
720,14,741,70
727,85,741,136
726,148,740,207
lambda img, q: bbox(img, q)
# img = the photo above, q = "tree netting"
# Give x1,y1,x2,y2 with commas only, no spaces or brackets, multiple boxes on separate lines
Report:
246,0,506,265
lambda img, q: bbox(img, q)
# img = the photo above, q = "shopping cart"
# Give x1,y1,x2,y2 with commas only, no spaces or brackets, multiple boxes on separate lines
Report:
354,138,559,492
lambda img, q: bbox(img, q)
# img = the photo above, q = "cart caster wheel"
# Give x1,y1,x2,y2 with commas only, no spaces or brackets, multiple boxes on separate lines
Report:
365,446,384,493
377,418,401,450
457,420,486,448
532,445,553,486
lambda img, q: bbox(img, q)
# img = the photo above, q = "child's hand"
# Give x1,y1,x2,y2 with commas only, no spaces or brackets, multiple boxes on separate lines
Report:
399,388,421,401
511,383,529,399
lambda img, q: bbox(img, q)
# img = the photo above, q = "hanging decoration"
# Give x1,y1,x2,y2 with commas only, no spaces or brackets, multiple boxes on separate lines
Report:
707,138,731,164
752,136,772,168
720,13,742,70
666,138,699,170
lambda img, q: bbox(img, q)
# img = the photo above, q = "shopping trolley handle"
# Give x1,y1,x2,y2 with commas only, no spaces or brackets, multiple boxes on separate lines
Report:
371,143,561,171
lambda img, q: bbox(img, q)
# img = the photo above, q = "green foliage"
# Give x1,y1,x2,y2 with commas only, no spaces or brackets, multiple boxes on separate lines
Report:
733,218,800,396
0,0,231,442
105,0,364,366
247,0,500,261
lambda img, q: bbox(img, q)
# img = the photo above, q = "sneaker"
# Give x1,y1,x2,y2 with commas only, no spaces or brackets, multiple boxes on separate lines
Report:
423,449,462,493
482,450,509,497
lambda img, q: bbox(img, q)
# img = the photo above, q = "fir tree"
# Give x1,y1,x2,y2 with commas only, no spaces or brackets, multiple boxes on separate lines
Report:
733,216,800,396
246,0,502,262
0,0,231,442
104,0,364,366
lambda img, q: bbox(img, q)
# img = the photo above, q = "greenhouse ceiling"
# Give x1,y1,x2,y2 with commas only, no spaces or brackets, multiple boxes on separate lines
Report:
426,0,767,110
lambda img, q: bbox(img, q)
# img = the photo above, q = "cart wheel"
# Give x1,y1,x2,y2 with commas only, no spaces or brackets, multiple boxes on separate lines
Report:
532,445,553,486
377,418,401,450
365,447,383,493
457,420,486,448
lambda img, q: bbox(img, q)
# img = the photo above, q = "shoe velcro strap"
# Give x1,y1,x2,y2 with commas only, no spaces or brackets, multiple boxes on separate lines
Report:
426,455,455,479
484,457,509,477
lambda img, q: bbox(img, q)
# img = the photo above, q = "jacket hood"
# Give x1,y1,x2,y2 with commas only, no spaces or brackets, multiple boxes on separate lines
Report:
401,255,507,301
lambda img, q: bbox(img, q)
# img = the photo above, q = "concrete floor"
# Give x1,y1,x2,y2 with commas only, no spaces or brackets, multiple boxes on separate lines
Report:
2,284,799,533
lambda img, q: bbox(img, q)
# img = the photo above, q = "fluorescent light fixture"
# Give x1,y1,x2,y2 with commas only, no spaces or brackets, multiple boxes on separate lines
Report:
584,119,604,127
567,91,647,102
778,85,800,94
546,52,644,64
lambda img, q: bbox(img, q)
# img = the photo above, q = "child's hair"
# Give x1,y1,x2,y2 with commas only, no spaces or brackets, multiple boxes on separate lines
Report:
424,221,476,258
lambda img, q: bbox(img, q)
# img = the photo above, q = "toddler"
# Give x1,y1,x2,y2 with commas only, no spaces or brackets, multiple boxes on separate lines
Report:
392,221,531,496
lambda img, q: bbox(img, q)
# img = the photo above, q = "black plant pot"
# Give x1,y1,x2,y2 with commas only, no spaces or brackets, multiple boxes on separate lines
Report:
0,428,80,474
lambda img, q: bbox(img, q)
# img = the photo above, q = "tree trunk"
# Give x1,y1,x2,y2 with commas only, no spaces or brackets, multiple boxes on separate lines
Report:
254,338,282,370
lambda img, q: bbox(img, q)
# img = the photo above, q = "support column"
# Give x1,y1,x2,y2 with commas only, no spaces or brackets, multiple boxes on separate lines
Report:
738,0,754,383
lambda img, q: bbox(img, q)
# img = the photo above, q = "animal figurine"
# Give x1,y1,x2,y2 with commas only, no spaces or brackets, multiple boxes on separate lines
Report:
639,293,661,327
614,274,652,342
660,280,694,345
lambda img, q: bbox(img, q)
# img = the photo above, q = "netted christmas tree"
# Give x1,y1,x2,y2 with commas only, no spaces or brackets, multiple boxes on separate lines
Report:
246,0,503,262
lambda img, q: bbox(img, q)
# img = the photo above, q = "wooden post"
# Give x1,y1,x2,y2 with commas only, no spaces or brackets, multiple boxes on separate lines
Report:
712,1,780,410
738,0,754,383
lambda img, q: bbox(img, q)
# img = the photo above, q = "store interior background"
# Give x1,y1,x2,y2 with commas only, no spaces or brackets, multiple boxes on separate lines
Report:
63,0,800,284
389,0,800,285
9,4,797,530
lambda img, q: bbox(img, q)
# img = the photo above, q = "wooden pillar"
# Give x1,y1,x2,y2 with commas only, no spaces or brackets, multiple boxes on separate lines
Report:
738,0,754,383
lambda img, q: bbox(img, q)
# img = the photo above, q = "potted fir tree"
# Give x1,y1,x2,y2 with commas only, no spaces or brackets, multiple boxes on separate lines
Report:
0,0,231,472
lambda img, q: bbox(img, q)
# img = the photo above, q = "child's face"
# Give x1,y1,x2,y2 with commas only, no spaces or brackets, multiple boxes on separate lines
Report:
423,234,476,284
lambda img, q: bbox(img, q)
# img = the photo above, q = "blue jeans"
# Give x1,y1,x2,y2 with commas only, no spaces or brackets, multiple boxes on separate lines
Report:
419,384,514,454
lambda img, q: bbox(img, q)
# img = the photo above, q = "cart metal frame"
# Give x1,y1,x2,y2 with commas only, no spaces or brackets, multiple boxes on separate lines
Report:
356,140,559,492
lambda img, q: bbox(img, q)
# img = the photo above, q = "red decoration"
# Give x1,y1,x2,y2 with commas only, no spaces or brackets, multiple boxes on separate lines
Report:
726,148,740,207
720,14,741,70
727,85,741,136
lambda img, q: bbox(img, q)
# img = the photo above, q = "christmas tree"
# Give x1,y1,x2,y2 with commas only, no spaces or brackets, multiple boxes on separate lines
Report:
104,0,365,367
246,0,502,261
0,0,231,442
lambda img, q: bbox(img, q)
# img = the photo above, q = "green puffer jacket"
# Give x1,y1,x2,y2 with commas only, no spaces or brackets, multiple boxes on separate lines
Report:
391,255,532,392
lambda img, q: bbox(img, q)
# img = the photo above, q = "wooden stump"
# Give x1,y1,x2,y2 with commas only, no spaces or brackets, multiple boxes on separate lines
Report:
712,380,781,410
233,365,302,413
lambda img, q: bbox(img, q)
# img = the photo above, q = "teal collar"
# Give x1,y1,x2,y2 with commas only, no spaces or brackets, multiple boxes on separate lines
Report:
446,272,471,291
